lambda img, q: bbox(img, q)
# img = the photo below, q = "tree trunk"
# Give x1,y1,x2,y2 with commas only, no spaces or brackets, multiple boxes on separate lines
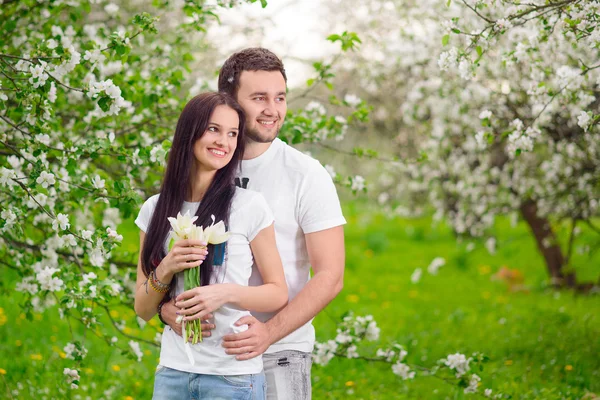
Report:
519,199,577,288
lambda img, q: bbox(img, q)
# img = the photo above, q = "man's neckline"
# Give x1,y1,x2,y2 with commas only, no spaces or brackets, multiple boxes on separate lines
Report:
241,138,282,168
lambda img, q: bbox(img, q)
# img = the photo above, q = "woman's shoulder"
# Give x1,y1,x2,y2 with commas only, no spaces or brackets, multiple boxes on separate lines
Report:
142,193,161,210
135,193,161,232
231,187,268,211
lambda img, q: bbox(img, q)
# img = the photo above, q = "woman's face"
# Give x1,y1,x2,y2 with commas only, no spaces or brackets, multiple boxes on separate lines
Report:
193,104,240,173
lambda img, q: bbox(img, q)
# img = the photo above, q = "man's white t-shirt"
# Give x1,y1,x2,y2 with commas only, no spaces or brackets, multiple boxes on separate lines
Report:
135,187,273,375
237,138,347,354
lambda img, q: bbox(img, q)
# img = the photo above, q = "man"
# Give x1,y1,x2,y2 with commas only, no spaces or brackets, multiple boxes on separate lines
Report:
161,48,346,399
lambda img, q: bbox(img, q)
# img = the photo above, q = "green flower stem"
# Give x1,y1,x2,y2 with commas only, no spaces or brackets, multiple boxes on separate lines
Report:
183,245,206,344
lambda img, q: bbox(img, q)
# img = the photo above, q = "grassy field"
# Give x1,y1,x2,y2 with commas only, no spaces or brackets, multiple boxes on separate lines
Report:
1,203,599,399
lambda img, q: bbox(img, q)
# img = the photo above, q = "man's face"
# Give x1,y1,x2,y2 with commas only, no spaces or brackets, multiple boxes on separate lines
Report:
235,70,287,144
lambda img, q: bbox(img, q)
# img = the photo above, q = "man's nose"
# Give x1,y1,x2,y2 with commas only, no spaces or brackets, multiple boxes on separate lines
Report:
262,99,276,116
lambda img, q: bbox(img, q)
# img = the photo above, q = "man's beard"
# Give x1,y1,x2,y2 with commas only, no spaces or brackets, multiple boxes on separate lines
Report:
245,125,279,144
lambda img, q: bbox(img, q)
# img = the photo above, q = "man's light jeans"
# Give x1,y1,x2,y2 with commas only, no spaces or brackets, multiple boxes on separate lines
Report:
263,350,312,400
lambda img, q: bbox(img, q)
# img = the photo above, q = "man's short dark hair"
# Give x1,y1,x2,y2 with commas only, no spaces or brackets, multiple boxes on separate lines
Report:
218,48,287,96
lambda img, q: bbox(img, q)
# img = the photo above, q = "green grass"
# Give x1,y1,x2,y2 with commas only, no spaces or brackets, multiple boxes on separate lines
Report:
1,203,599,399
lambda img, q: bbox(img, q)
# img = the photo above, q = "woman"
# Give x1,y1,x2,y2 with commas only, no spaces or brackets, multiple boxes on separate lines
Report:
134,92,288,399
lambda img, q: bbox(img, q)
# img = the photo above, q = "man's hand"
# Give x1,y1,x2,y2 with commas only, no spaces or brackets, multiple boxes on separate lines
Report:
161,299,215,337
222,315,271,361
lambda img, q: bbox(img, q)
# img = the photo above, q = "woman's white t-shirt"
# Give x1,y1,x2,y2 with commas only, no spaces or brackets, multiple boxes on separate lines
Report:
135,187,273,375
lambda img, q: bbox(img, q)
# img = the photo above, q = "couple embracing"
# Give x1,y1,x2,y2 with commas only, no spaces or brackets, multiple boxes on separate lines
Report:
134,48,346,399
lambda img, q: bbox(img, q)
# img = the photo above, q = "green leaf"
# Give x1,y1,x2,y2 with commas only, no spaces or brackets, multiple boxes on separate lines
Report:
98,96,111,112
260,0,268,7
451,28,461,34
114,180,124,194
5,19,16,32
442,34,450,46
326,34,342,43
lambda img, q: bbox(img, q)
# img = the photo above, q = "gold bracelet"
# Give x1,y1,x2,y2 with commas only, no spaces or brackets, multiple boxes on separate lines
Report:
151,270,170,290
148,272,170,293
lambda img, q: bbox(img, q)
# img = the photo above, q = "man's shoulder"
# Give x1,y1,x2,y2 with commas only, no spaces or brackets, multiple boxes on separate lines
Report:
275,140,324,175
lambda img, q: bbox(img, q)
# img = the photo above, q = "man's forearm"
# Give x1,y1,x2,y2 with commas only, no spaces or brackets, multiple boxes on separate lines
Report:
265,270,343,345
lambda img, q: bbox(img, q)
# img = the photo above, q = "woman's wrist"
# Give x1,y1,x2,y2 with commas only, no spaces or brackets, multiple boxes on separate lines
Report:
224,283,240,305
155,264,174,284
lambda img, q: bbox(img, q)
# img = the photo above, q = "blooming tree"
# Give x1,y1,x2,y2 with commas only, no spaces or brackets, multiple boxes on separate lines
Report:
0,0,368,395
313,313,497,397
324,0,600,289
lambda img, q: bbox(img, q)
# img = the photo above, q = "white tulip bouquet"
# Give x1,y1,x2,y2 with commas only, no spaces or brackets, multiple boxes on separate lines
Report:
168,211,230,346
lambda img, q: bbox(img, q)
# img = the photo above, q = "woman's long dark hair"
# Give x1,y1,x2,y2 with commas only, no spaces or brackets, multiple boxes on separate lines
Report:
141,92,245,293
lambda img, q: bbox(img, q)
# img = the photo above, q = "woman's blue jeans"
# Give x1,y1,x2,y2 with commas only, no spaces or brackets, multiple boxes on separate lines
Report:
152,365,266,400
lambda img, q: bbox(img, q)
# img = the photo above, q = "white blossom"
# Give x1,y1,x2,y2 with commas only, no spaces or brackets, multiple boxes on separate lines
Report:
105,279,122,296
458,60,473,80
129,340,143,362
15,277,39,295
1,209,17,232
63,343,87,360
36,134,51,146
29,64,49,88
344,94,362,107
496,19,513,30
36,171,56,188
392,362,415,380
475,131,487,149
91,175,105,190
427,257,446,275
83,49,106,65
346,344,359,359
479,110,492,119
485,237,496,255
62,234,77,247
410,268,422,283
577,111,592,131
46,39,58,49
63,367,80,389
335,331,353,344
52,213,70,231
106,227,123,241
0,167,16,187
48,82,57,103
36,266,64,292
305,101,326,115
89,246,105,267
313,340,338,366
104,3,119,15
365,321,380,341
79,272,97,287
351,175,365,191
149,145,167,163
464,374,481,393
443,353,472,377
438,47,458,71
